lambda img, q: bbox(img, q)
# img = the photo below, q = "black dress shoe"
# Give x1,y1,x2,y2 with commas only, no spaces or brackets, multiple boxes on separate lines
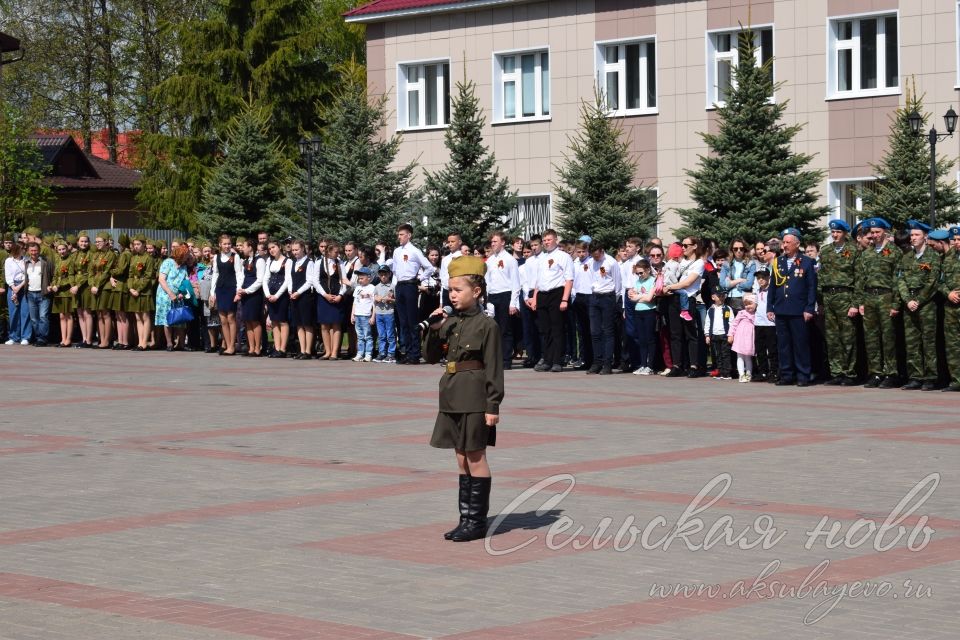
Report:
775,379,794,386
824,377,842,386
686,368,701,379
165,346,174,352
839,376,858,386
864,376,882,388
942,384,960,392
665,367,684,378
901,379,923,390
135,346,145,351
586,365,601,374
796,380,810,387
599,366,613,375
921,381,937,391
878,376,900,389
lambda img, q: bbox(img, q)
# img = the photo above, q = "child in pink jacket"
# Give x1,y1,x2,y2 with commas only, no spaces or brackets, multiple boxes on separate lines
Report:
728,293,757,383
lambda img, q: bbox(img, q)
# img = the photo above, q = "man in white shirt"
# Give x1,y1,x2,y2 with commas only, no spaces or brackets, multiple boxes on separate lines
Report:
392,223,432,364
518,239,541,367
439,231,463,308
571,239,594,369
587,242,622,374
532,229,573,372
618,236,642,371
485,231,521,369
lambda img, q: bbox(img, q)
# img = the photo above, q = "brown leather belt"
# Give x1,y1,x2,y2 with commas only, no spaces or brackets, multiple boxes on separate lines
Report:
446,360,483,373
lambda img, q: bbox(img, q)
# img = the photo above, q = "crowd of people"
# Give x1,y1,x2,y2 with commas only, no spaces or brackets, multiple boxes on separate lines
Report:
2,218,959,391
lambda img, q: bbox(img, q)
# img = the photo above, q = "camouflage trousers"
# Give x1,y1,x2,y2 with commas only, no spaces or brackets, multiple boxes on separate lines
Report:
823,292,858,377
945,303,960,386
861,293,898,377
902,301,938,381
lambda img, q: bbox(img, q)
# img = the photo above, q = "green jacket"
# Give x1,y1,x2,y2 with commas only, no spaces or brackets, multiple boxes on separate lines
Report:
424,305,504,415
938,248,960,302
896,247,941,307
817,242,858,291
855,242,901,306
126,253,156,295
51,253,77,298
86,248,116,292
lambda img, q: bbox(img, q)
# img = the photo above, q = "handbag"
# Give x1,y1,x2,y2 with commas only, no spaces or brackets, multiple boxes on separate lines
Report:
166,299,195,326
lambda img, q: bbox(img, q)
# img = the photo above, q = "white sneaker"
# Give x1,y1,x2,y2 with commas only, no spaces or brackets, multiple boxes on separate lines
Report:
20,339,29,345
351,355,363,362
658,368,671,376
633,367,644,375
744,373,752,383
4,339,13,345
363,355,372,362
739,374,747,383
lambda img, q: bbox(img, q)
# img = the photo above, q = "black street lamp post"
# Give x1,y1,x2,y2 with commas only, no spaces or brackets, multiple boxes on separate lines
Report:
908,106,958,228
298,136,322,242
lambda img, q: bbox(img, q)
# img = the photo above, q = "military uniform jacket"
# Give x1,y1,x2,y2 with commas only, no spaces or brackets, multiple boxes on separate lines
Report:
855,243,900,306
817,243,858,293
897,247,941,307
127,253,156,294
108,250,131,292
769,253,817,315
939,249,960,305
424,305,505,415
52,253,77,298
87,249,116,291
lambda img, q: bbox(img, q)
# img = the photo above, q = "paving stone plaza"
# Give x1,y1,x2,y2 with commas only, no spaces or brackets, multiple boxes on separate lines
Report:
0,348,957,639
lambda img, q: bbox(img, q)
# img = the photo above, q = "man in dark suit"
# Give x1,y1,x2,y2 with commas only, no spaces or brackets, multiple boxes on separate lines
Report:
768,228,818,386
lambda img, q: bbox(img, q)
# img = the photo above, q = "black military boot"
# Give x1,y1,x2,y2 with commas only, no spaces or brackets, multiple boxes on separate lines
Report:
451,476,491,542
901,379,923,390
444,474,471,540
878,376,900,389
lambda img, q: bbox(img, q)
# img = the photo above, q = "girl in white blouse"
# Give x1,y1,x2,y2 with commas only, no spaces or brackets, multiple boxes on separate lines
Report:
235,238,266,357
262,239,293,358
210,234,244,355
289,240,317,360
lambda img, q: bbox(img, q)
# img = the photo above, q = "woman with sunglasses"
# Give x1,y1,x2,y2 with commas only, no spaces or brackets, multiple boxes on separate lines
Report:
720,238,756,313
662,237,706,378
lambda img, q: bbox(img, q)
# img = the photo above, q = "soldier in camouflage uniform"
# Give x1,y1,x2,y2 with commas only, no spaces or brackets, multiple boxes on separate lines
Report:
818,219,860,385
856,218,901,388
938,227,960,392
896,220,941,390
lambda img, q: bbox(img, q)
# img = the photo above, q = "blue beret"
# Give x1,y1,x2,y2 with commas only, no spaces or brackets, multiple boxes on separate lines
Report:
928,229,950,241
949,227,960,238
906,219,932,233
578,235,592,243
828,219,851,233
780,227,802,240
866,217,891,230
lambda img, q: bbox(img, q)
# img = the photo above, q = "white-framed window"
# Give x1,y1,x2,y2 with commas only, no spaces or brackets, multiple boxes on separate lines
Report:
829,178,879,227
397,60,450,130
706,26,773,108
595,37,657,116
508,194,552,238
827,12,899,99
493,49,550,123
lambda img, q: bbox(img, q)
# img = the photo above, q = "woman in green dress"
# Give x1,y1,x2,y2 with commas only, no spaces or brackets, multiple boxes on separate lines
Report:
73,231,94,347
87,231,116,349
50,238,77,347
125,234,156,351
109,233,132,349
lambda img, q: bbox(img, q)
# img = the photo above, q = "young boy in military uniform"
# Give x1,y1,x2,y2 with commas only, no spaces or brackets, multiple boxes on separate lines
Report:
425,255,504,543
818,219,860,385
896,220,941,390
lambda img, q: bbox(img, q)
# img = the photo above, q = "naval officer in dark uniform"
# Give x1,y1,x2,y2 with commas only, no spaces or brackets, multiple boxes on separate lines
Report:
769,227,818,386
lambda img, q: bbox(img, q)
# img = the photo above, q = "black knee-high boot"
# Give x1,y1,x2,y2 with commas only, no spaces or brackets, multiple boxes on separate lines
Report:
451,476,491,542
444,474,471,540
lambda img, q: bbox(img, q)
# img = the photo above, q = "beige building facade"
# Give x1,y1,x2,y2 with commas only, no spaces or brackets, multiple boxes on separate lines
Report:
347,0,960,238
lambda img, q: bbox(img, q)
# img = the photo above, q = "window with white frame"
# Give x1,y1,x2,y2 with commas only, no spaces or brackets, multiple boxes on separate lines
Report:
828,13,898,98
397,60,450,130
829,179,879,227
493,50,550,122
508,195,551,238
596,38,657,115
706,27,773,107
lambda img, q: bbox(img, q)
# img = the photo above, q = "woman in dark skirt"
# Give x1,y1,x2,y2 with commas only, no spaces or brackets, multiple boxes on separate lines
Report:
235,238,266,357
424,255,504,543
210,234,243,355
124,234,156,351
262,239,292,358
314,241,346,359
289,239,317,360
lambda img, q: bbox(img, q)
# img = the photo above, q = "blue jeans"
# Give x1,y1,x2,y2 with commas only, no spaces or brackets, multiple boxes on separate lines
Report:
375,313,395,358
6,288,29,342
27,291,50,344
355,315,373,357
